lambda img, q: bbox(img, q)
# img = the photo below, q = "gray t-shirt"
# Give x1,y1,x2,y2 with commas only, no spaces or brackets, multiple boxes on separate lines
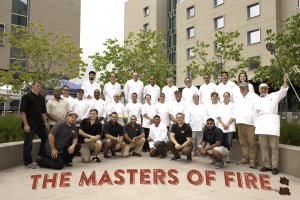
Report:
45,121,78,154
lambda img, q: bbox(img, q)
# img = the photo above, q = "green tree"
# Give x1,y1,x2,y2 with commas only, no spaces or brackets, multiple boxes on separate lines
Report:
0,22,86,90
253,13,300,89
90,30,174,88
186,31,252,83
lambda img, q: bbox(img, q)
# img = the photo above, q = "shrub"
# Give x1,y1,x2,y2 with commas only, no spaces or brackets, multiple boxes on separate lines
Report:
280,120,300,146
0,114,23,143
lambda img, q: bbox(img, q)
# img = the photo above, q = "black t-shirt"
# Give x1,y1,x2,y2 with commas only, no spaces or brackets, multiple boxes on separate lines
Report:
20,91,46,129
103,121,123,138
203,126,230,149
45,121,78,154
123,123,144,144
78,118,102,143
171,123,192,145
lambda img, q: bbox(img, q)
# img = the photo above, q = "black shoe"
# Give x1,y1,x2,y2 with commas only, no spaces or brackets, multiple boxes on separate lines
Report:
159,152,167,159
272,168,279,175
186,155,192,162
260,167,272,172
64,163,73,167
92,156,101,163
132,152,142,157
170,155,181,161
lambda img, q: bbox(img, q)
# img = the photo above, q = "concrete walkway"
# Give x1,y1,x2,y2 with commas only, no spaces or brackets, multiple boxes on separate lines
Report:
0,152,299,200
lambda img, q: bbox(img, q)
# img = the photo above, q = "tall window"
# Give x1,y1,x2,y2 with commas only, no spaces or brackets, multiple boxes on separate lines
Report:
0,24,4,45
248,29,261,44
143,23,149,31
214,16,224,29
187,47,194,59
248,56,260,70
187,27,195,38
143,6,149,17
214,63,223,73
11,0,29,27
187,6,195,18
214,0,224,7
247,3,260,18
298,0,300,7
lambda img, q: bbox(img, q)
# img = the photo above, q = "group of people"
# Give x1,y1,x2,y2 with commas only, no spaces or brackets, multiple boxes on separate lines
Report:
20,70,289,174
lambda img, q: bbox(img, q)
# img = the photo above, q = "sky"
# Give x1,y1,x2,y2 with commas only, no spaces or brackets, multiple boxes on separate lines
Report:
72,0,126,82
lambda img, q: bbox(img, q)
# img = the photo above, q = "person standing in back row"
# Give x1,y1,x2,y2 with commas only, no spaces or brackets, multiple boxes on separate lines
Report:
81,71,100,100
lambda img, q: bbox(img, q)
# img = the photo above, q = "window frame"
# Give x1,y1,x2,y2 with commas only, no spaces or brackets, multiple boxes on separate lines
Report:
186,6,195,18
247,2,260,19
186,47,194,59
214,0,224,7
247,29,261,45
143,6,150,17
143,23,149,31
248,56,261,70
186,26,195,39
214,15,224,30
0,23,5,45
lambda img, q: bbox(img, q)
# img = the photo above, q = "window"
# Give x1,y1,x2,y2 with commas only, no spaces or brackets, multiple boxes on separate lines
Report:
187,27,195,38
143,23,149,31
187,6,195,18
186,69,192,79
214,63,223,73
187,47,194,59
247,3,260,18
143,6,149,16
214,0,224,7
0,24,4,45
248,56,260,70
214,16,224,29
12,0,28,16
247,29,261,44
298,0,300,7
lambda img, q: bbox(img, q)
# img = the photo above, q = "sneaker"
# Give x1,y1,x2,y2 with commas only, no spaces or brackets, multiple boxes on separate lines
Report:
92,156,101,163
24,163,37,169
239,159,250,164
64,163,73,167
132,152,142,157
249,162,257,169
272,168,279,175
260,167,272,172
186,155,192,162
170,155,181,161
209,159,218,166
214,161,224,169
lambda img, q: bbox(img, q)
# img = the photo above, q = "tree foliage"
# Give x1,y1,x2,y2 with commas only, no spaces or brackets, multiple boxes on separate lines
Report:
90,30,174,88
0,22,86,90
186,31,252,83
253,13,300,89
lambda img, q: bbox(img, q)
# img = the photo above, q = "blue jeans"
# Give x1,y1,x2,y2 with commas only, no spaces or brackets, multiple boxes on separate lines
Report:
225,132,234,148
23,126,48,165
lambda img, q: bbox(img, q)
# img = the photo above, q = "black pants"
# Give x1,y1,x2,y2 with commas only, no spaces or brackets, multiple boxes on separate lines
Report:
23,125,48,165
143,128,150,151
37,143,80,170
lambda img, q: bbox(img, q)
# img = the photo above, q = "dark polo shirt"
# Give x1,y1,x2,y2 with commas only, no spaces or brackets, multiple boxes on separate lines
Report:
123,123,144,144
79,118,102,143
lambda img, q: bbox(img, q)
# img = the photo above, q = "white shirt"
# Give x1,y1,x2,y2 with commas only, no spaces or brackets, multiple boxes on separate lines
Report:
185,103,207,131
124,79,144,103
72,98,89,121
235,92,259,125
182,86,199,104
61,95,76,108
207,102,221,127
155,102,170,127
46,98,71,126
162,85,178,103
106,101,125,125
81,80,100,100
84,98,106,120
143,84,160,104
217,102,236,132
148,123,168,149
142,102,156,128
169,99,186,124
199,82,218,104
218,80,239,102
254,86,288,136
103,81,121,103
124,101,143,124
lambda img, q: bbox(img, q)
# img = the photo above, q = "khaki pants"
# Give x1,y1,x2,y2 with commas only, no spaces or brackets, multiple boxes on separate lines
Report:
166,140,193,157
259,134,279,169
122,138,145,157
237,123,257,163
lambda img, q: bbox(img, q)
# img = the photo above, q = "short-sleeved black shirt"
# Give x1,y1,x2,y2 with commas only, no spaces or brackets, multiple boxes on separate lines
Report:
45,121,78,154
203,126,229,149
171,123,192,145
20,91,47,129
123,123,144,144
103,121,123,138
78,118,102,143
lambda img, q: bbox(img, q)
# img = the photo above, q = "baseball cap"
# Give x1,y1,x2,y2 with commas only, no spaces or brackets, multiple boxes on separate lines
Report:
239,82,249,88
67,111,78,117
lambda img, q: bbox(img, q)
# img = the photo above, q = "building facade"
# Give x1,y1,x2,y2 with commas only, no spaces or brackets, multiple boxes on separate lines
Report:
124,0,300,88
0,0,81,71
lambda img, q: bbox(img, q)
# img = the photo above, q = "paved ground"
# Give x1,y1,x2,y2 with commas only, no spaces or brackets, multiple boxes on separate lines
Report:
0,152,299,200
